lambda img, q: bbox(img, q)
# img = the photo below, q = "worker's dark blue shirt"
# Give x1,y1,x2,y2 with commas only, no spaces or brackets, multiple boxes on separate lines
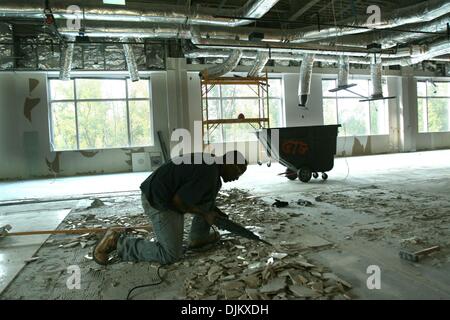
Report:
140,153,222,212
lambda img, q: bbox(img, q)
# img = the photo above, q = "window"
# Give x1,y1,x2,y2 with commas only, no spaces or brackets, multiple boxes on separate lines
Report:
322,79,389,137
417,80,450,133
49,78,153,151
203,78,284,143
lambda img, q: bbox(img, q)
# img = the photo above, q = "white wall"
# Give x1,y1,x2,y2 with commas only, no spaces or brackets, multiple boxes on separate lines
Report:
283,73,323,127
282,71,391,156
185,64,450,163
0,73,21,178
0,71,170,180
1,61,449,179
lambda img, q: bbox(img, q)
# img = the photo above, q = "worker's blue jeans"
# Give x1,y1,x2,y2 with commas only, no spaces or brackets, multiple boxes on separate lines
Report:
116,193,211,265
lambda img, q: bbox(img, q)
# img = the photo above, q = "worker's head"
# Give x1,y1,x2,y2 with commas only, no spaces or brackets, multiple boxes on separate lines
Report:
219,151,248,182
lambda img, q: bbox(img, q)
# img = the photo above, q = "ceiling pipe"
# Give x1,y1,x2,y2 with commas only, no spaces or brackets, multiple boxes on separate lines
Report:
287,0,450,44
192,35,377,57
183,47,372,64
0,0,280,27
248,51,269,77
383,39,450,66
60,24,424,60
59,26,191,39
298,54,315,107
122,39,140,82
0,0,447,59
190,34,422,58
315,14,450,49
199,49,243,78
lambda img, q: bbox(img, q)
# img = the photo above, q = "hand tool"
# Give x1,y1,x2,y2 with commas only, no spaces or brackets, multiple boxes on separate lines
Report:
213,215,272,246
0,224,152,239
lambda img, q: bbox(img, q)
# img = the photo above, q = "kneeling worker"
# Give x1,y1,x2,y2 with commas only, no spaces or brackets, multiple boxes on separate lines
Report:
93,150,248,265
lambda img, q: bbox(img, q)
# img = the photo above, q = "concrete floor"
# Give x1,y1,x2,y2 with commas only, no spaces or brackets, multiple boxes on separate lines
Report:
0,150,449,299
0,204,70,293
0,172,148,203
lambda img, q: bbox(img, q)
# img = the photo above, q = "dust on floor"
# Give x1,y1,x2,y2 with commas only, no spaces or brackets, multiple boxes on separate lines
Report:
0,189,354,300
2,183,449,300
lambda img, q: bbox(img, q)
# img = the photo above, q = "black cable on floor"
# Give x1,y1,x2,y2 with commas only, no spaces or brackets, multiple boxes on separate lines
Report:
126,265,164,300
126,227,219,300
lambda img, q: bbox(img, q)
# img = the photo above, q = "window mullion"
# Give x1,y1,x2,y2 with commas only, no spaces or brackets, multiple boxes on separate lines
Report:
335,97,339,124
125,80,132,147
425,83,429,132
219,85,225,142
74,79,80,150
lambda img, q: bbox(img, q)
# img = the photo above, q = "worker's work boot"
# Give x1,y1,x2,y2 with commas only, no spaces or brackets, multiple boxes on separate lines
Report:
188,231,221,252
93,228,123,265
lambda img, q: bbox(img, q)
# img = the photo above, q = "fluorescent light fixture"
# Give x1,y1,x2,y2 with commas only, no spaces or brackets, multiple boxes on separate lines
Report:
103,0,126,5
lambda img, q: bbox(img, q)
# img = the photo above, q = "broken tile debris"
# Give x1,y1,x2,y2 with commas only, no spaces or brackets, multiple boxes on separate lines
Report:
3,188,354,300
181,189,353,300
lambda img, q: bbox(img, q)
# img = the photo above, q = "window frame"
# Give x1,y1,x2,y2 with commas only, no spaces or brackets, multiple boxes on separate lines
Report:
48,76,154,151
322,77,389,137
204,77,284,143
416,80,450,133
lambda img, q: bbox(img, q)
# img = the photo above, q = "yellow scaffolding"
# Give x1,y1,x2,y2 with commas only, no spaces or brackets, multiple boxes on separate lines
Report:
200,74,271,152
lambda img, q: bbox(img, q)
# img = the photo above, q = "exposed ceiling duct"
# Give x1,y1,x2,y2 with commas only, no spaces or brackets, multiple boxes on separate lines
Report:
370,56,384,99
248,51,269,77
337,56,350,88
2,0,446,48
0,0,280,27
383,39,450,67
288,0,450,44
59,24,427,60
183,46,372,64
321,13,450,49
189,26,423,59
360,56,395,102
199,49,243,78
298,54,315,107
59,26,190,39
0,1,448,70
59,38,74,80
122,39,140,82
191,35,385,57
329,55,357,92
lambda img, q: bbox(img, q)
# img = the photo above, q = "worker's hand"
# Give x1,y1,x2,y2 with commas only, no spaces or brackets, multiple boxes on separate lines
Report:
203,211,220,225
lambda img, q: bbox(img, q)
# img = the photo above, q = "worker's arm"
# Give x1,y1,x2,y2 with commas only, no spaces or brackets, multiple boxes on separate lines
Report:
172,194,219,225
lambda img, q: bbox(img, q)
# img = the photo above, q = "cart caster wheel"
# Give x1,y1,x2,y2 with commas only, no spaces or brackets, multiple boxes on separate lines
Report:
313,172,319,179
297,167,312,183
286,169,297,180
322,172,328,180
257,160,263,166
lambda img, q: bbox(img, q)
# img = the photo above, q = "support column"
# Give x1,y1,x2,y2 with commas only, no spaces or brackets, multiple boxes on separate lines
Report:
397,67,418,152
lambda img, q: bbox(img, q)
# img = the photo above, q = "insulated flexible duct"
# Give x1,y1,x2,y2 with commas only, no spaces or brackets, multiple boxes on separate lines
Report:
248,51,269,77
200,49,242,78
123,39,140,82
59,38,74,80
298,54,315,107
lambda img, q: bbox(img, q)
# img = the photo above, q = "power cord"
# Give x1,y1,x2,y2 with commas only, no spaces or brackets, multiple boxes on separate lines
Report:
126,265,165,300
125,225,219,300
